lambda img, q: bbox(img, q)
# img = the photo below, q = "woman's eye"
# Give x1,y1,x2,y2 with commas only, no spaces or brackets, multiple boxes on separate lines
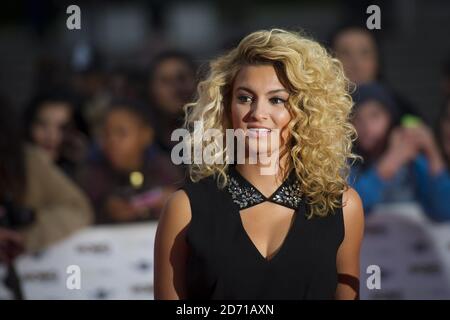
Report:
269,97,286,105
237,95,253,103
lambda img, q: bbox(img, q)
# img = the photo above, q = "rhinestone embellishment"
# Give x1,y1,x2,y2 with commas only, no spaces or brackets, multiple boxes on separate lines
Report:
271,179,302,209
226,168,302,210
227,176,265,209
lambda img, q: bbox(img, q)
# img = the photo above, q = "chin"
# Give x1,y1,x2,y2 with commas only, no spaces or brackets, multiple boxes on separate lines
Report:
245,141,278,164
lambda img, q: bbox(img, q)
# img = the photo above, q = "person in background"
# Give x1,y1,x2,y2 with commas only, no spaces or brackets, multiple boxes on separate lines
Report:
147,50,197,154
77,98,183,224
0,95,93,259
437,58,450,167
108,66,147,101
442,56,450,97
330,25,421,120
71,51,111,145
349,83,450,221
23,90,90,180
437,96,450,168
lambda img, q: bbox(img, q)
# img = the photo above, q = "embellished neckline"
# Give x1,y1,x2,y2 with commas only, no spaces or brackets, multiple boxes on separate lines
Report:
226,166,303,210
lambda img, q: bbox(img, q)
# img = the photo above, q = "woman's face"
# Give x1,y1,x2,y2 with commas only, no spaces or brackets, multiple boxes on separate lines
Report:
352,100,391,153
230,64,292,163
333,29,378,85
149,58,196,116
31,102,72,160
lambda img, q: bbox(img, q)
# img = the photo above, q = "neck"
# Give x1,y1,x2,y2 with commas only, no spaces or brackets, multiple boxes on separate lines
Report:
235,152,290,198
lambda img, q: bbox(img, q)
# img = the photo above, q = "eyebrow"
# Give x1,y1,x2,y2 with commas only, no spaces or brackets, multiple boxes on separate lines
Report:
235,86,289,95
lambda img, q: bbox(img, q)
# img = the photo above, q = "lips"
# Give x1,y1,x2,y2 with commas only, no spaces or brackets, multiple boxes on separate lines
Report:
246,127,272,138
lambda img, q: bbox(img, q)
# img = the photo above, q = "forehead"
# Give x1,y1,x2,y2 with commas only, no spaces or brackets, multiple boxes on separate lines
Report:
37,102,71,118
156,58,192,75
105,108,142,125
39,101,71,111
335,30,375,49
356,100,389,116
233,64,286,91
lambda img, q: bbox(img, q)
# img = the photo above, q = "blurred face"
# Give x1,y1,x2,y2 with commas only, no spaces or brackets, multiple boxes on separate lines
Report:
333,29,378,85
352,100,391,153
440,101,450,159
230,64,292,162
150,58,196,115
31,102,72,160
101,109,152,171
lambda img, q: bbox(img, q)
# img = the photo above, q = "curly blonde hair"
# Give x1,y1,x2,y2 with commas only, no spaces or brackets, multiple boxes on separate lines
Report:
183,28,359,218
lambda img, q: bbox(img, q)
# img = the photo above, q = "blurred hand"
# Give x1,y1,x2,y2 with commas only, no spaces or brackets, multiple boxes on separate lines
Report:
406,125,446,174
131,187,174,210
105,196,141,222
146,187,176,218
0,227,24,264
377,127,420,180
387,127,419,162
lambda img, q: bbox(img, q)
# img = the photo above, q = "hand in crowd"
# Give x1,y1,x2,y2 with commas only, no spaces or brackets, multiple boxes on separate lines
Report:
408,125,446,174
105,187,175,222
105,196,145,222
377,124,445,180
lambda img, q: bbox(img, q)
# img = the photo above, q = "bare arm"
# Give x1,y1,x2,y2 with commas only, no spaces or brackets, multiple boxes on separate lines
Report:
154,190,191,300
335,187,365,300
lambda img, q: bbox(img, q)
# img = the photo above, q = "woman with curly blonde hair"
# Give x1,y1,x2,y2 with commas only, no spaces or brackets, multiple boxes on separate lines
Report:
154,29,364,300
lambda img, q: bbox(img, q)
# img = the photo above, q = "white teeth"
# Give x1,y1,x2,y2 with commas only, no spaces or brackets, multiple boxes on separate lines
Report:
247,128,271,137
248,128,271,132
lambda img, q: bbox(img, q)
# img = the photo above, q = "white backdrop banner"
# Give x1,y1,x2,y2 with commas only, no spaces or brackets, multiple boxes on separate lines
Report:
360,203,450,299
13,222,157,300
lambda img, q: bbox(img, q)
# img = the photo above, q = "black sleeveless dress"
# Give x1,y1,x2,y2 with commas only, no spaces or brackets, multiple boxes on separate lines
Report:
180,167,345,300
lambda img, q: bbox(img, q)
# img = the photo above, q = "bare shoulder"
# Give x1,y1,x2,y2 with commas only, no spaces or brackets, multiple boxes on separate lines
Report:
342,187,364,216
158,189,192,230
154,190,191,300
341,187,365,235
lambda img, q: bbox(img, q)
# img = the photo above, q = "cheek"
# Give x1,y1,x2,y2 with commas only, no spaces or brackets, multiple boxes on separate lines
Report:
376,115,391,135
125,131,144,151
153,83,168,100
54,127,65,142
362,58,377,75
107,136,132,157
230,102,247,129
368,118,389,140
353,116,369,134
272,109,292,139
32,125,46,142
158,85,170,100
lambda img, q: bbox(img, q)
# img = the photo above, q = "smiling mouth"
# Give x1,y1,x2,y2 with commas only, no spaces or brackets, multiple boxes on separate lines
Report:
246,127,272,138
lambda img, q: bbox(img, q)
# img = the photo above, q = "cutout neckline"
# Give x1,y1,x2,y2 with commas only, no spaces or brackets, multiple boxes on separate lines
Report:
225,166,304,262
226,166,303,210
237,207,298,262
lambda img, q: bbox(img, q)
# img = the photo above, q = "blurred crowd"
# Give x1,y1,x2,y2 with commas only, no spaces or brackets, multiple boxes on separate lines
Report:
333,26,450,221
0,24,449,269
0,50,195,263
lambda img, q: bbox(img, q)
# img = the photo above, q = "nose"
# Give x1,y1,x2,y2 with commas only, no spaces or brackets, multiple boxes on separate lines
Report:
249,99,269,121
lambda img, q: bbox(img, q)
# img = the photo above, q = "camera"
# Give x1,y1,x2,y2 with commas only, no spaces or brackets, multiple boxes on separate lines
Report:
0,198,35,230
